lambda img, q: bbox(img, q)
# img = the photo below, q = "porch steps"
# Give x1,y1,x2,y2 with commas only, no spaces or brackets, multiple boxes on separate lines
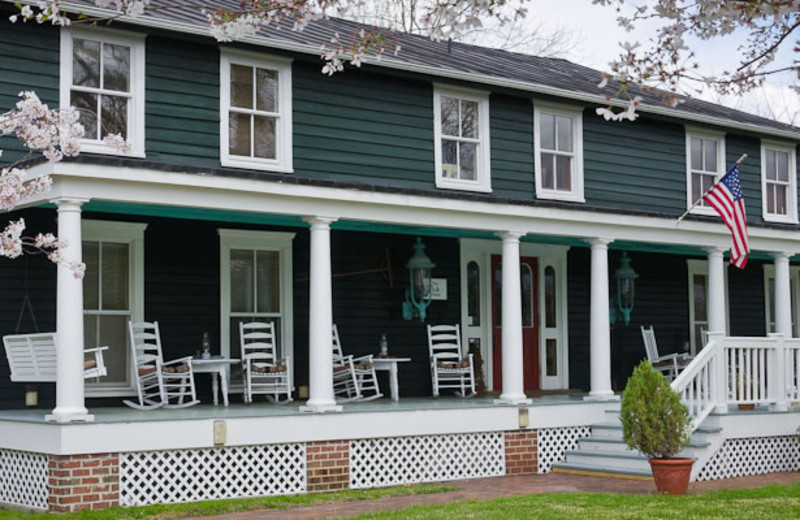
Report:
551,406,722,479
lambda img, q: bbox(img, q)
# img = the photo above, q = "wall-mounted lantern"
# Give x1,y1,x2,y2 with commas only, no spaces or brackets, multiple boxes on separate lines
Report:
611,251,638,325
402,237,435,322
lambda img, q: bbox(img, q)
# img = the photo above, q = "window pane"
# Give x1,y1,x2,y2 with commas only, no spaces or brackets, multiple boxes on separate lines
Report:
255,68,278,112
83,242,100,310
690,137,702,171
540,113,555,150
766,150,777,181
703,139,717,171
467,261,480,327
459,141,476,180
768,278,775,333
546,339,557,376
96,314,129,384
461,100,478,138
256,250,280,313
253,116,276,159
230,64,253,109
544,266,556,328
229,113,251,156
777,150,789,182
441,139,458,178
73,38,100,88
521,264,533,327
541,152,555,190
103,43,130,92
101,95,128,139
71,91,98,140
556,155,572,191
767,185,776,214
101,243,129,311
556,115,573,152
441,96,459,137
775,184,787,215
693,274,706,321
230,249,254,313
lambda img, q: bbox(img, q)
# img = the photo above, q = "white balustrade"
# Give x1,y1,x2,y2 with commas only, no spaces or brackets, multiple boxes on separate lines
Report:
671,333,799,431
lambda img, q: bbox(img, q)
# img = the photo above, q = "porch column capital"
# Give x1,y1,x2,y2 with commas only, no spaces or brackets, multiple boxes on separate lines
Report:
586,237,617,401
586,237,612,248
771,251,791,262
495,231,526,242
47,198,92,423
303,216,338,229
703,246,726,258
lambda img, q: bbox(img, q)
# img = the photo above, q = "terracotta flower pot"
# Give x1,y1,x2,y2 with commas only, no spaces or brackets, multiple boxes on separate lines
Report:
649,458,694,495
737,403,755,411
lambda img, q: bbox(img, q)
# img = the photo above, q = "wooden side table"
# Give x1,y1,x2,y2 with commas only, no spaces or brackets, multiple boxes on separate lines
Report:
190,356,239,406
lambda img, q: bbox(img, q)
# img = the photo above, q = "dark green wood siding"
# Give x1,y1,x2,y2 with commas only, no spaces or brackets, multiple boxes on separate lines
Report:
727,134,762,222
490,94,535,198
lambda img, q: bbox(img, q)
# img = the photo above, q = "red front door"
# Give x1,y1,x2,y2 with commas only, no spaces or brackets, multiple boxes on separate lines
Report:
491,255,540,392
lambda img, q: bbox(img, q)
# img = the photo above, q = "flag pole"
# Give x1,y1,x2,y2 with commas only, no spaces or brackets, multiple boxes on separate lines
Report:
676,153,748,224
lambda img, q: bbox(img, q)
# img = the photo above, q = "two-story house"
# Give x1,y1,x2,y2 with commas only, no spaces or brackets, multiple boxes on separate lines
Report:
0,1,798,512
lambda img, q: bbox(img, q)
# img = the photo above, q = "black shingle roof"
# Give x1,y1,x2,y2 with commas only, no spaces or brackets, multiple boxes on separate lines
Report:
61,0,800,136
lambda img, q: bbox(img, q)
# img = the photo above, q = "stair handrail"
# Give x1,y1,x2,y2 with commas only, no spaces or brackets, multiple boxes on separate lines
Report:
670,332,724,432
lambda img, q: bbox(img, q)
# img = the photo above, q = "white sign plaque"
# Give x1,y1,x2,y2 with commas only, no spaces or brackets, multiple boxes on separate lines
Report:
430,278,447,300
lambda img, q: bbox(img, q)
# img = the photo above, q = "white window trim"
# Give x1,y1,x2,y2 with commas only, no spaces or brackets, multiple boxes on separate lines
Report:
760,140,798,224
686,259,730,355
219,229,295,387
686,128,726,216
60,27,146,158
433,84,492,193
220,49,293,173
533,102,585,203
763,263,799,336
83,220,147,397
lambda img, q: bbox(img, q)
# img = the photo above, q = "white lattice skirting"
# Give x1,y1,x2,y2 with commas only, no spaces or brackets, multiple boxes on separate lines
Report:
696,436,800,481
537,426,592,474
119,443,306,506
350,432,505,489
0,448,49,510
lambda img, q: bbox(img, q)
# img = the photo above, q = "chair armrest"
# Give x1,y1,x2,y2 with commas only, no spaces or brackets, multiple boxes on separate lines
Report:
164,356,193,366
352,354,375,364
83,346,108,354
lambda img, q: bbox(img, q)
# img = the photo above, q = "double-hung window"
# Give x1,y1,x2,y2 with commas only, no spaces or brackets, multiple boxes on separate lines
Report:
761,142,797,223
60,28,145,156
433,86,491,192
686,129,725,214
534,104,584,202
220,50,293,172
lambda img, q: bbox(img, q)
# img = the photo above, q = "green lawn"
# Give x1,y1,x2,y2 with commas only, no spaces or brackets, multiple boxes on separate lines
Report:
346,484,800,519
0,484,455,520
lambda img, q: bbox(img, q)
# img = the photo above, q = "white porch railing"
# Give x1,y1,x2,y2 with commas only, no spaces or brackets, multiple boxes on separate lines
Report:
671,332,799,431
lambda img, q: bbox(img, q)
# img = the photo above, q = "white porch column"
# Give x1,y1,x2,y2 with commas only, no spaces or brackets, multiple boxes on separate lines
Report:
495,231,531,405
46,198,92,423
705,247,727,335
587,238,616,400
300,216,342,413
773,252,792,337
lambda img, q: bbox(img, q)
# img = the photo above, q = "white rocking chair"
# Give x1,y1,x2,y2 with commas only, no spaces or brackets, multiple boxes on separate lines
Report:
640,325,693,381
428,324,475,398
124,321,199,410
332,325,382,402
3,332,108,382
240,321,293,404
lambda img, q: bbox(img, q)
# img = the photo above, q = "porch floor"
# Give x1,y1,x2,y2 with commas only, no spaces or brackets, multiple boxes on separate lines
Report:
0,393,594,424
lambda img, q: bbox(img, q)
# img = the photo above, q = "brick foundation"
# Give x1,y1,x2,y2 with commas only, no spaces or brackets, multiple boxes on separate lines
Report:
505,430,538,475
306,440,350,492
48,453,119,512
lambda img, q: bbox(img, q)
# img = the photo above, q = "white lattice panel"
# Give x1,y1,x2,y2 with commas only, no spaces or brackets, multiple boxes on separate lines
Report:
0,449,48,510
537,426,592,473
350,433,504,488
697,436,800,481
119,443,306,506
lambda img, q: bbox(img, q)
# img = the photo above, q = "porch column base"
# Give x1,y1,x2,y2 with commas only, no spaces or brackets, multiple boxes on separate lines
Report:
299,403,343,413
494,395,532,405
713,403,728,414
45,411,94,423
584,392,619,402
770,402,789,412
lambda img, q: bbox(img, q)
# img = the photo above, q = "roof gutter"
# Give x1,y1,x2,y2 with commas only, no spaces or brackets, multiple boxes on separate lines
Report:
14,0,800,140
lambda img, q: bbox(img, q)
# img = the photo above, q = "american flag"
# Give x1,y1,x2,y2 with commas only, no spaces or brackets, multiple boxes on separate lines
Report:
703,164,749,269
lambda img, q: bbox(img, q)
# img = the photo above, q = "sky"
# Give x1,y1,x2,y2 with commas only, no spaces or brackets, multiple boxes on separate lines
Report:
527,1,800,124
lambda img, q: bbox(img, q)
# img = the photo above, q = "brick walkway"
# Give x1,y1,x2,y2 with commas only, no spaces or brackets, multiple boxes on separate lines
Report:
192,471,800,520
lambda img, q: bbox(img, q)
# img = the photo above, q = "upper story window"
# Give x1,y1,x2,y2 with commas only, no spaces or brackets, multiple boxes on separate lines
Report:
433,86,491,192
686,129,725,215
534,103,584,202
60,28,145,156
761,142,797,223
220,49,293,172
